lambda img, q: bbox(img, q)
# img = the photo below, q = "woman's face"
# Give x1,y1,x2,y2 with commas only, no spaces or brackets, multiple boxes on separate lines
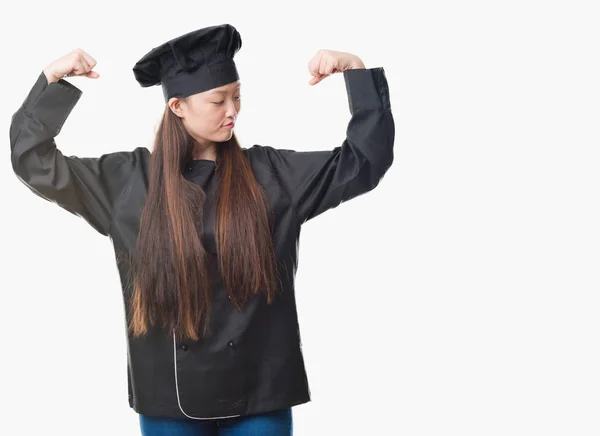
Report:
169,80,241,148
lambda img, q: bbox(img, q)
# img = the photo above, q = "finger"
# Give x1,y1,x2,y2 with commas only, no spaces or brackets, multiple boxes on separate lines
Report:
80,57,91,74
73,60,86,75
80,52,98,78
308,51,323,77
81,51,97,69
328,57,339,74
318,59,328,75
308,57,315,75
308,58,318,77
318,56,334,76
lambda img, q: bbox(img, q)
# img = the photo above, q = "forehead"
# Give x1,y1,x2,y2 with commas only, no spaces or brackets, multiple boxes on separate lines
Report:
207,81,241,95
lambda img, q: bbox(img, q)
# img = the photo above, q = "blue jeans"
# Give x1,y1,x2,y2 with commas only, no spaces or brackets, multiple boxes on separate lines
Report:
139,408,293,436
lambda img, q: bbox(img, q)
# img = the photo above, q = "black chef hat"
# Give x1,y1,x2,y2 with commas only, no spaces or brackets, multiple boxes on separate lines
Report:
133,24,242,102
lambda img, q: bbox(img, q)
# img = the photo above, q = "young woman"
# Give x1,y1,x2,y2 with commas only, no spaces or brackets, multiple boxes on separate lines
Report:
9,24,395,436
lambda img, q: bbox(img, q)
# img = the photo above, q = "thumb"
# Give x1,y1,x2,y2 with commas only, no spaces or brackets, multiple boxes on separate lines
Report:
85,71,100,79
308,74,324,86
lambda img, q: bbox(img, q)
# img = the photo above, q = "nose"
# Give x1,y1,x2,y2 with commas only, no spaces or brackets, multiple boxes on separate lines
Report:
225,100,238,118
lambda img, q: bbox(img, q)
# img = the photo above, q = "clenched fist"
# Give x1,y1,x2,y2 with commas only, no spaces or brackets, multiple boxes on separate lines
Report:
43,48,99,84
307,49,365,86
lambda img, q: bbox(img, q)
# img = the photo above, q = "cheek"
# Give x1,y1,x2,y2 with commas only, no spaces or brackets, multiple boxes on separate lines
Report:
197,103,220,120
208,108,230,129
189,106,217,132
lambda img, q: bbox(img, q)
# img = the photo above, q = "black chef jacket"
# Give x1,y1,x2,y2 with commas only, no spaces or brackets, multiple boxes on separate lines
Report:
9,66,395,419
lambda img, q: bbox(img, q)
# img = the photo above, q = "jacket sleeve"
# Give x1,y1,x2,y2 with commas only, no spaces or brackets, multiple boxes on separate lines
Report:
9,71,137,237
262,67,395,224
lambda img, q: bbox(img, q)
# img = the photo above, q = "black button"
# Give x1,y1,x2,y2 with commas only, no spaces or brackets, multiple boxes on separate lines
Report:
181,344,188,351
227,340,235,348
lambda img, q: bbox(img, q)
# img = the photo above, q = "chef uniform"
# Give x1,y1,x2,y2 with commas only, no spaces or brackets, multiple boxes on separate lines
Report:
9,23,395,420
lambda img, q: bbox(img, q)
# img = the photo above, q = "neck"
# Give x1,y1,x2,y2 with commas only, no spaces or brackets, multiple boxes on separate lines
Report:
192,139,217,161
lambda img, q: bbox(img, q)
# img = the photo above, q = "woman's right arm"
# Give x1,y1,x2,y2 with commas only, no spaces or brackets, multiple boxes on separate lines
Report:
9,50,138,237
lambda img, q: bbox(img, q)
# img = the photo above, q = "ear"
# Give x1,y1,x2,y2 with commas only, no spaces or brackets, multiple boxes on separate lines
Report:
168,97,185,118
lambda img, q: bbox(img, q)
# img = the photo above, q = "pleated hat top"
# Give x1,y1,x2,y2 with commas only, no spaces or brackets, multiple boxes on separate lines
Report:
133,23,242,102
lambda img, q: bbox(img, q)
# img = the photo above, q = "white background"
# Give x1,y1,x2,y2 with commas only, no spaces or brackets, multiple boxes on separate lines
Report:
1,1,599,435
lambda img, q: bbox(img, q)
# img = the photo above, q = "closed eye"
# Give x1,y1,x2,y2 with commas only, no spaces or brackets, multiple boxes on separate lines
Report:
213,95,241,105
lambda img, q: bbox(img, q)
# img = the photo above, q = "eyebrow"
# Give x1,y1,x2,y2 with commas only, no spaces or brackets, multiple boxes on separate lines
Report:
210,85,241,95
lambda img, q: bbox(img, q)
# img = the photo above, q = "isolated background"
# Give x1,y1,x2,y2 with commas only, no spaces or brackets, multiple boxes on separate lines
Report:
1,1,599,435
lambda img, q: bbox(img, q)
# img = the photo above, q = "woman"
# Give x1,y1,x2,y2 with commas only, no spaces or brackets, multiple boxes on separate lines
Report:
9,24,395,436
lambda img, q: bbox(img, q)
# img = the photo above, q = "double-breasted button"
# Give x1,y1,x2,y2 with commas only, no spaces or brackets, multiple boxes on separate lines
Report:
227,340,235,349
181,344,188,351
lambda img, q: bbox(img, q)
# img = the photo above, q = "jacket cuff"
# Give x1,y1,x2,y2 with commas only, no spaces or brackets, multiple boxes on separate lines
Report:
343,67,391,114
26,72,83,132
20,71,52,111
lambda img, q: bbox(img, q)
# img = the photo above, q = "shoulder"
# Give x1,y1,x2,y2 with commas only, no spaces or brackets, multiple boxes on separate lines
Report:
244,143,273,159
132,146,152,164
243,143,297,169
103,146,150,167
127,146,152,177
86,146,151,184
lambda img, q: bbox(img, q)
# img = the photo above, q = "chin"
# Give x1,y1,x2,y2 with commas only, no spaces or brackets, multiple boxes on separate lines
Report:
222,130,234,140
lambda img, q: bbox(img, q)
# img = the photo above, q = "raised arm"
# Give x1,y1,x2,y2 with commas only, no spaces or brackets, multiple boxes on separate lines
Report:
261,50,395,224
9,50,138,236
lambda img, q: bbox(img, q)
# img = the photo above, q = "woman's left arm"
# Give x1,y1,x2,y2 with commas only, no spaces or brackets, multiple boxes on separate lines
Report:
260,51,395,224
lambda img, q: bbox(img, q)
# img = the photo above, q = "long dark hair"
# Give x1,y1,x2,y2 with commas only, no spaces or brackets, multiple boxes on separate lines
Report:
128,101,279,341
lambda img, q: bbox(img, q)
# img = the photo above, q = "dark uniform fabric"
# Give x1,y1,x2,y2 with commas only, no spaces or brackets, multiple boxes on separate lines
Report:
9,65,395,419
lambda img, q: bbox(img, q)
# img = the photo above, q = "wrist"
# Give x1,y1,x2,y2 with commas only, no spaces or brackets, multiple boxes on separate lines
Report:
350,58,366,69
43,69,61,84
